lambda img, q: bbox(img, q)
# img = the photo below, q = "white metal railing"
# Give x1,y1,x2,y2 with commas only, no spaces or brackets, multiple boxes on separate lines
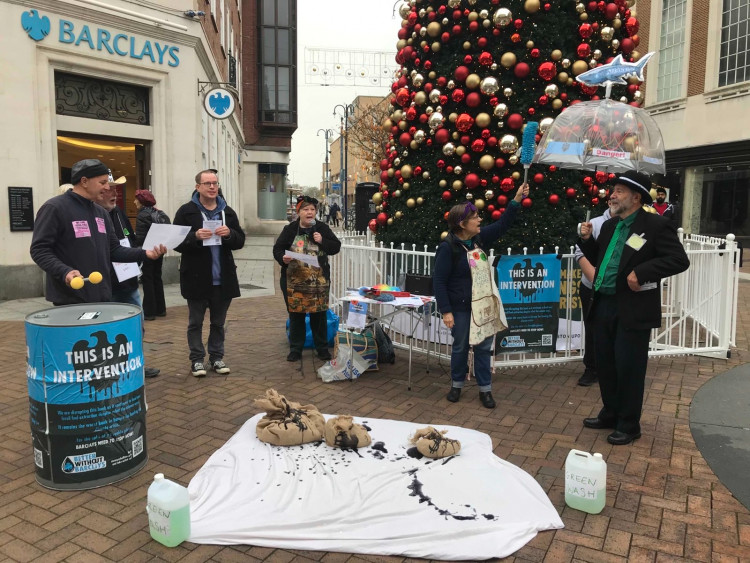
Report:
329,230,740,368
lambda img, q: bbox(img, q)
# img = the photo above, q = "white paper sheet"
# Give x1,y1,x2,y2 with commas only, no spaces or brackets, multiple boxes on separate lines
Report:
202,220,222,246
285,250,320,268
113,237,140,282
142,224,192,251
188,414,563,560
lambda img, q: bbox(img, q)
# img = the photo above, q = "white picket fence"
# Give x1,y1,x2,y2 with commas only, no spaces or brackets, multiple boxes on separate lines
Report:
328,230,740,368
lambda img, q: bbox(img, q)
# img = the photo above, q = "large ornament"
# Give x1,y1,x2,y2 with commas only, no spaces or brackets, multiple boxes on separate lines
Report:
499,134,519,153
538,62,556,81
494,103,509,118
480,76,500,95
428,112,445,128
456,113,475,132
442,142,456,156
493,8,512,27
539,116,555,134
500,52,517,68
475,112,491,128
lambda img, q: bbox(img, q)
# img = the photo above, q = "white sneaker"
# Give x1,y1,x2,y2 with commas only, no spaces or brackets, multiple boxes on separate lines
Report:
191,361,207,377
211,360,230,374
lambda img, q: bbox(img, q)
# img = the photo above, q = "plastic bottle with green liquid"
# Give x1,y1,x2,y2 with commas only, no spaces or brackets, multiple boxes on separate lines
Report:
147,473,191,547
565,449,607,514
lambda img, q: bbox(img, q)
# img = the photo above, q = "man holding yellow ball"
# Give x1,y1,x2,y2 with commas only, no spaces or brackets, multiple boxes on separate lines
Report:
30,159,166,306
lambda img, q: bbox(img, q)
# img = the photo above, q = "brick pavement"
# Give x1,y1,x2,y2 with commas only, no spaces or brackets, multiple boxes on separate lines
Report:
1,279,749,562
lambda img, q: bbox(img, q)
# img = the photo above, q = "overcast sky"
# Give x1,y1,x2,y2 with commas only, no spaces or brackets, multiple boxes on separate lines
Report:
288,0,400,187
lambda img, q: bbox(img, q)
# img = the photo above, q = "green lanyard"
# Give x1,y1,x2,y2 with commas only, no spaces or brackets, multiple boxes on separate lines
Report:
593,221,625,292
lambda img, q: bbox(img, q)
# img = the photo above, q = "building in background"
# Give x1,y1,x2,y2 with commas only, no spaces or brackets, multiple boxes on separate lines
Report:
640,0,750,245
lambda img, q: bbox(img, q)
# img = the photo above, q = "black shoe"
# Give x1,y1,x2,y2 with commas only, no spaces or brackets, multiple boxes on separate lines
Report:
479,391,496,409
317,349,332,361
156,311,167,317
144,315,156,321
446,387,461,402
583,417,617,430
144,367,160,378
607,430,641,445
287,351,301,362
577,369,598,387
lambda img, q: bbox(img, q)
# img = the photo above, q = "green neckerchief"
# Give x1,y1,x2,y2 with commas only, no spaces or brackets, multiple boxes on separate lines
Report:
594,211,638,294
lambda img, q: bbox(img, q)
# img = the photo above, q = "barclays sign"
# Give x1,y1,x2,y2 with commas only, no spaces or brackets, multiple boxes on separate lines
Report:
21,9,180,67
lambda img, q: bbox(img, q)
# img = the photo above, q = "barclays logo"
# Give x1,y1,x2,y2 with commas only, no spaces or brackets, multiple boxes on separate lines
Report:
22,9,51,42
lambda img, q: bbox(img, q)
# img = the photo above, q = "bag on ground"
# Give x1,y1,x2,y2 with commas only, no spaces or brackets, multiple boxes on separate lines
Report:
324,415,372,449
335,329,378,371
317,344,370,382
373,323,395,364
410,426,461,458
254,389,325,446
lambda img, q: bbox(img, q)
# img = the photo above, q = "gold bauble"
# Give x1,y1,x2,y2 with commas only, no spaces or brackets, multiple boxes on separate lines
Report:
551,49,562,61
452,180,463,191
414,91,427,105
387,218,394,225
467,11,479,22
406,198,416,208
426,21,442,37
395,211,403,219
558,72,569,83
509,155,519,165
479,154,495,170
429,71,436,80
417,197,424,205
403,182,410,190
401,165,413,179
452,131,460,140
440,231,448,241
466,73,481,89
372,192,383,205
475,199,485,210
526,40,535,49
499,134,519,154
524,0,541,14
382,118,393,131
431,42,441,52
475,112,491,128
613,18,621,29
631,51,641,62
439,179,448,188
571,60,589,76
410,141,418,150
449,112,458,122
387,168,395,178
455,145,466,156
500,52,517,68
398,120,408,130
376,205,383,212
628,75,641,85
509,171,520,181
463,41,472,50
623,136,637,151
396,39,407,50
392,109,403,121
422,171,430,180
579,12,588,21
566,78,574,86
552,98,563,110
393,190,401,198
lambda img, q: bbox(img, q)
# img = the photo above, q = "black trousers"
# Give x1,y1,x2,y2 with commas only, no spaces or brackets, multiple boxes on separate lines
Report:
141,257,166,317
187,286,232,363
580,283,595,371
591,293,651,435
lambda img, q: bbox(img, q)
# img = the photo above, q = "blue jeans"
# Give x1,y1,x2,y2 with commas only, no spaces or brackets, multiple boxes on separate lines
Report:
450,310,494,391
112,286,142,308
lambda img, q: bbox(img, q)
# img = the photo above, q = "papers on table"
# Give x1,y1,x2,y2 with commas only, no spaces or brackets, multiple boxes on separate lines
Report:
346,301,368,329
113,237,140,282
202,220,222,246
342,291,430,307
142,224,192,251
285,250,320,268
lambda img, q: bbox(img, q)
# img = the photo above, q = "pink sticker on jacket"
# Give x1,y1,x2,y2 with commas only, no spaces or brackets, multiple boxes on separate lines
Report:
95,217,106,233
72,221,91,238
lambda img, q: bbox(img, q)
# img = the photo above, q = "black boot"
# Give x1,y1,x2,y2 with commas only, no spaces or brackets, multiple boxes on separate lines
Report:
446,387,461,402
479,391,496,409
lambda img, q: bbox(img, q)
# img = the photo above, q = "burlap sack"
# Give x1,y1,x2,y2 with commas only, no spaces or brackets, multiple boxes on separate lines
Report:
254,389,325,446
324,415,372,449
409,426,461,458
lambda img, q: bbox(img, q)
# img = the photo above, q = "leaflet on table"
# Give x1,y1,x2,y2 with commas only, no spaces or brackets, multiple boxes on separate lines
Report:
142,224,192,250
346,301,368,329
343,292,427,307
285,250,320,268
113,237,140,282
202,220,222,246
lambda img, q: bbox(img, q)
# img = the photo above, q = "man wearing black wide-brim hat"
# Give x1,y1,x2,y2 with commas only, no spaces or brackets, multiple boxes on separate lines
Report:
578,170,690,445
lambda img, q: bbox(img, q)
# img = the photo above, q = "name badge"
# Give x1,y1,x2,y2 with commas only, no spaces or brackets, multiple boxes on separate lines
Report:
72,220,91,238
626,233,646,250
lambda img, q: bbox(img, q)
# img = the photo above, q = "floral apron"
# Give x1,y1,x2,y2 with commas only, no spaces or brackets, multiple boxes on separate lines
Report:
464,245,508,345
286,233,329,314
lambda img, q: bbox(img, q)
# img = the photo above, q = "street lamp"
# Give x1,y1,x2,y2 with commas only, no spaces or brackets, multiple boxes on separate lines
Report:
316,128,334,198
333,103,354,229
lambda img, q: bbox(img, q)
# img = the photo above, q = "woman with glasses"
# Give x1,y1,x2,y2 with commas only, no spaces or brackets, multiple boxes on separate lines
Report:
433,183,529,409
273,196,341,362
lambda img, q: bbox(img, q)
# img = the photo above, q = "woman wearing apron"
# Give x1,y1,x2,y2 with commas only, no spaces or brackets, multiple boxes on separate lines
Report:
273,196,341,362
433,183,529,408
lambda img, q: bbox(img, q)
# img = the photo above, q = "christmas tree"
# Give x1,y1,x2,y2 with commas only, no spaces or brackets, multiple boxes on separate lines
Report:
373,0,644,252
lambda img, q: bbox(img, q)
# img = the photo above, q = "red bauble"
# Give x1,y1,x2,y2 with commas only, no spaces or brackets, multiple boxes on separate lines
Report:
460,134,471,146
538,62,556,81
452,24,462,35
461,153,471,164
437,76,447,87
456,113,475,132
455,66,470,82
414,166,423,175
625,16,639,35
444,211,450,221
463,54,473,65
396,88,410,106
549,165,557,172
605,2,618,19
434,128,450,144
511,33,521,42
530,48,540,58
492,210,501,220
595,170,608,183
579,23,593,38
376,212,388,226
620,38,635,54
405,107,417,120
442,191,452,202
398,132,412,147
437,159,445,169
380,159,389,171
507,113,524,130
495,158,506,168
566,187,577,198
481,128,491,139
471,139,486,152
500,177,515,192
441,32,450,43
539,94,549,105
583,176,593,186
478,52,493,66
521,198,533,208
487,136,498,147
477,37,488,48
368,219,378,232
548,194,560,205
452,88,465,103
591,197,600,205
380,170,389,183
534,173,544,184
514,62,530,78
466,92,481,107
468,20,479,32
528,107,536,116
577,43,591,58
487,204,496,213
497,194,508,206
464,173,480,189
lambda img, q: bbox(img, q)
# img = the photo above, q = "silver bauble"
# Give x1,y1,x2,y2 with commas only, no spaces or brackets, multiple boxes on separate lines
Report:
600,26,614,41
394,158,401,166
413,73,424,87
499,134,519,154
491,63,498,71
562,58,571,68
493,8,512,27
428,112,445,128
465,192,474,200
453,165,462,175
485,190,494,199
447,79,456,89
593,49,602,60
503,87,513,98
442,142,456,156
429,89,442,103
447,0,461,7
611,39,620,49
480,76,500,95
493,103,509,118
399,3,411,19
479,9,489,18
620,96,628,103
414,130,425,143
419,27,427,37
425,106,434,114
508,154,519,165
576,3,585,13
418,9,426,18
544,84,559,98
599,188,607,198
539,116,555,134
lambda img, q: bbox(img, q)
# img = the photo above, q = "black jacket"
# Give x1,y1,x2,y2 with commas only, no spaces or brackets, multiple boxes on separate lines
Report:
135,206,170,247
579,208,690,329
108,206,139,293
173,200,245,300
30,190,146,305
272,219,341,285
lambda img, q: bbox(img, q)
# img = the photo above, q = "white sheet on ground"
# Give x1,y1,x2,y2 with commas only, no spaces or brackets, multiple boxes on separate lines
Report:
188,414,563,560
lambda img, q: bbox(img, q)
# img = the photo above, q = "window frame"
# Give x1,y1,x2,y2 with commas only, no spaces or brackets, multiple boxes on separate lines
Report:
258,0,297,127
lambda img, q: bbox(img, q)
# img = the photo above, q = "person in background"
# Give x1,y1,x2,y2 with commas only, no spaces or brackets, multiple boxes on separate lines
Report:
573,199,613,387
433,183,529,409
58,183,73,194
579,171,690,445
652,187,675,220
30,158,166,306
99,173,160,378
328,201,341,228
273,196,341,362
134,189,169,321
174,170,245,377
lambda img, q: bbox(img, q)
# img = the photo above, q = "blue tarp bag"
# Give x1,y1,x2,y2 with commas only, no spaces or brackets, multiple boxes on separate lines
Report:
286,309,340,348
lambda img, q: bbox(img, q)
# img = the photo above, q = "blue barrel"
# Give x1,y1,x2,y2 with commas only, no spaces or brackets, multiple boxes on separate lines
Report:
25,304,148,490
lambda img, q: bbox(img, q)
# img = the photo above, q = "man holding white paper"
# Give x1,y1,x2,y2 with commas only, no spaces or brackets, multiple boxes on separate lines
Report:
174,170,245,378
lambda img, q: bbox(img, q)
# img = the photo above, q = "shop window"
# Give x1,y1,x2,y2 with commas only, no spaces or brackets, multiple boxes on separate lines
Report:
258,163,288,220
258,0,296,126
700,166,750,236
719,0,750,86
657,0,687,102
54,72,149,125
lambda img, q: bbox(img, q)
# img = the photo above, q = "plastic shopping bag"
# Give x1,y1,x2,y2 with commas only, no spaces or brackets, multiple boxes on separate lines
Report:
317,344,371,383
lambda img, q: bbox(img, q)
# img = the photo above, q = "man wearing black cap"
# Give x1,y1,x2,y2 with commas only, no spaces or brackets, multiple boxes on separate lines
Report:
578,171,690,445
30,159,167,306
